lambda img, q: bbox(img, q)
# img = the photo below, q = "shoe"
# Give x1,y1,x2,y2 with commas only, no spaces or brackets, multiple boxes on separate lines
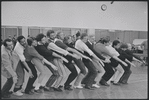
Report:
110,81,114,83
100,82,110,86
113,82,121,85
34,89,43,93
13,91,23,96
2,94,11,98
42,87,50,91
25,90,34,95
53,87,63,92
84,86,95,90
120,81,128,84
92,84,100,88
74,85,83,89
64,85,73,91
58,85,63,89
8,91,13,94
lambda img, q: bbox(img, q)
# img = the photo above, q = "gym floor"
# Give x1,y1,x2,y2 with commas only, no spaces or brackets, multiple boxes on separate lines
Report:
1,62,148,99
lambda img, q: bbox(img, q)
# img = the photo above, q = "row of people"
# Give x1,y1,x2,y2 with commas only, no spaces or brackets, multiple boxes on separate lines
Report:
1,30,143,98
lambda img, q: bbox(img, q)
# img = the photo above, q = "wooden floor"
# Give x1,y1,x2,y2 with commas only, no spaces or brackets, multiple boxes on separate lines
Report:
1,62,148,99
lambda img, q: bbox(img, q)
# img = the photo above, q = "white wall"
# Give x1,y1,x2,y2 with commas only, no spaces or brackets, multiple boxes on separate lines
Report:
2,1,148,31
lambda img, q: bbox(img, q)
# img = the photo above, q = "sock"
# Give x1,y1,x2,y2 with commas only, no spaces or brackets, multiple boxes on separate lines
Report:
34,83,41,90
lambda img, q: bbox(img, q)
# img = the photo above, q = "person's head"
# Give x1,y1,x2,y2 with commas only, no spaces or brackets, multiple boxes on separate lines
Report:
112,40,121,49
63,35,72,44
88,35,95,43
46,30,55,40
76,31,81,40
27,37,37,47
99,37,110,46
3,38,13,51
36,33,46,44
120,43,128,51
127,43,132,50
80,33,88,43
17,36,27,47
56,31,64,40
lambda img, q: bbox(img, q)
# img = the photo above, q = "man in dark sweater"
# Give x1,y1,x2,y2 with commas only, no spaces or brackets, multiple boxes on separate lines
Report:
35,34,67,91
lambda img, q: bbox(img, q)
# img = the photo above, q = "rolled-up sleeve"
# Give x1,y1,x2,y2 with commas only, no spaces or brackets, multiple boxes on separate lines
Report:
48,42,69,56
75,40,94,56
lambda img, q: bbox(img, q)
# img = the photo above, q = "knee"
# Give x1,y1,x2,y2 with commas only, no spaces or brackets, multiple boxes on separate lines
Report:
92,70,98,76
33,73,38,79
121,69,125,74
72,71,78,77
80,69,87,75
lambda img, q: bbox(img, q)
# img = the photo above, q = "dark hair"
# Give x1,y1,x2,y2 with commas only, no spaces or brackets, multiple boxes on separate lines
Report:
27,37,36,46
47,30,55,37
80,33,88,39
112,40,120,47
120,43,128,49
36,34,46,41
56,31,62,39
3,38,12,47
63,35,71,44
76,31,81,37
17,36,25,43
99,37,110,44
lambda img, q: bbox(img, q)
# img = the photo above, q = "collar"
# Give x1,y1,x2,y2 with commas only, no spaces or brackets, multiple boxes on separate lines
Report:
17,42,25,50
54,38,63,43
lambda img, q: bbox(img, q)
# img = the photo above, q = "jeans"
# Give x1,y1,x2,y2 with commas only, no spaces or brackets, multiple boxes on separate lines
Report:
25,61,38,92
1,77,13,96
45,60,60,88
119,63,132,83
102,63,115,82
81,59,98,87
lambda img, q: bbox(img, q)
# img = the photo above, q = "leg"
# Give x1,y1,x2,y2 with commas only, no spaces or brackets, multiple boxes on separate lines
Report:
73,59,86,87
92,59,105,84
13,61,24,93
25,61,37,93
45,61,60,88
1,77,13,98
102,63,115,82
82,59,98,88
63,61,78,90
52,58,65,91
111,64,124,85
119,63,132,84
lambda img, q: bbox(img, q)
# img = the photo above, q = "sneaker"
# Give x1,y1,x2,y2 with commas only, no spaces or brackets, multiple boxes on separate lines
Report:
13,91,23,96
74,85,83,89
92,84,100,88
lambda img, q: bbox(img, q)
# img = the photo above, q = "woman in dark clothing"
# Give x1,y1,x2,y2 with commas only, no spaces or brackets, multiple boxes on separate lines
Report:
24,37,58,93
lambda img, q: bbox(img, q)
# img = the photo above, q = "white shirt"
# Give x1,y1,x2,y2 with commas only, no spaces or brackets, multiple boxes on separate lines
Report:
75,39,94,56
14,42,26,62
